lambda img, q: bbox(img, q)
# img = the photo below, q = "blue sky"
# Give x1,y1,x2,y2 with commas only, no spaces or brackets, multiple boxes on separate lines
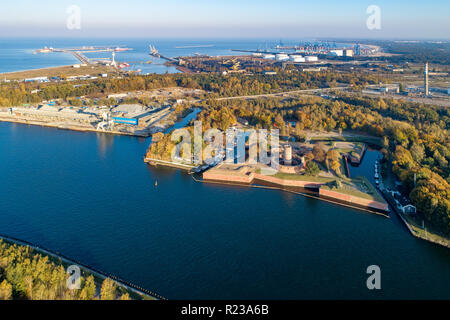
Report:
1,0,449,39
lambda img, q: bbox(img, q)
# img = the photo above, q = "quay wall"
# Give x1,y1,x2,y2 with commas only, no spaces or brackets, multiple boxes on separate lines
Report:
319,188,388,212
202,170,388,213
202,171,255,184
0,115,149,137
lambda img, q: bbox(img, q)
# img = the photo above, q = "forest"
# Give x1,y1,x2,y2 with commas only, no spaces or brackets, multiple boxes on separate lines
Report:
0,240,133,300
0,70,381,107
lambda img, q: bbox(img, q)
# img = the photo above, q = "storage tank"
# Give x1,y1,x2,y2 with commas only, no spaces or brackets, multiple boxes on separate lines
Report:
291,55,306,62
263,54,276,60
276,54,290,61
305,56,318,62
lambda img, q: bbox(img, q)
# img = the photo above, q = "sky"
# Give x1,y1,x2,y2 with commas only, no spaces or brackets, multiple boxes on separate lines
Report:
1,0,449,39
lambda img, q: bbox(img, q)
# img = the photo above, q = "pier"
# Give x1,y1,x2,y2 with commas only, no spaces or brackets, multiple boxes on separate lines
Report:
64,50,90,64
35,46,133,65
149,45,178,62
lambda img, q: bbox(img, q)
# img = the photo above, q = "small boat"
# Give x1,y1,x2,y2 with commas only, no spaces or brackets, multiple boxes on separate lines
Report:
155,181,158,187
375,173,379,179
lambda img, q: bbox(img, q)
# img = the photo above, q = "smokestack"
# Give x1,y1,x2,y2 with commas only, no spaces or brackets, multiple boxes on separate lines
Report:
424,62,429,96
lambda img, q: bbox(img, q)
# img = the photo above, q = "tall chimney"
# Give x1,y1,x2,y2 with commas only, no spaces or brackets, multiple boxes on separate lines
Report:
424,62,429,96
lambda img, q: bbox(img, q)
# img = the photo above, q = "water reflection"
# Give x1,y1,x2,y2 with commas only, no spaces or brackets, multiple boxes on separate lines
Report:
96,132,116,158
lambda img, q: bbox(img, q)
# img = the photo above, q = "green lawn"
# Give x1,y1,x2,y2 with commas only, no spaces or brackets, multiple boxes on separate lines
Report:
321,176,385,202
403,215,450,248
311,135,382,146
271,172,335,183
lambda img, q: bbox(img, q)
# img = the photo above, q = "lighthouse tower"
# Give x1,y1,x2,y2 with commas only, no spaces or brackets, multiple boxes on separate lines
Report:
111,51,117,67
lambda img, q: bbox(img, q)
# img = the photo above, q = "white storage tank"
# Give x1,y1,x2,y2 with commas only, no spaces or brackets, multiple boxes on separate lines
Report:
276,54,290,61
291,55,306,62
263,54,276,60
305,56,318,62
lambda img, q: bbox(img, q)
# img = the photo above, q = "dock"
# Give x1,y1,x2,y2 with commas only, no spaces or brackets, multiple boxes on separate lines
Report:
149,45,178,62
35,46,133,65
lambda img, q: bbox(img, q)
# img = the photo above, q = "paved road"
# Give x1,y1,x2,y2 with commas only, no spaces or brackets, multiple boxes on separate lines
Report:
214,86,349,101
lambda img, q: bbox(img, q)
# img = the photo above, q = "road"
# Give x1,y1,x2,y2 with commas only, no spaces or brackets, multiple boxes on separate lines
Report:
214,86,349,101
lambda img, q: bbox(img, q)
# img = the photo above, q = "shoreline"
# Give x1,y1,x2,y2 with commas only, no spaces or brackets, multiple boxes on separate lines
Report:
144,157,195,171
0,64,73,75
382,192,450,249
145,158,389,217
0,64,117,81
0,234,166,300
201,164,389,215
191,175,390,218
0,116,150,137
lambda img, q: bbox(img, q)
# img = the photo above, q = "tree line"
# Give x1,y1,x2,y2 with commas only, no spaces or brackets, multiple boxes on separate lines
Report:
0,240,132,300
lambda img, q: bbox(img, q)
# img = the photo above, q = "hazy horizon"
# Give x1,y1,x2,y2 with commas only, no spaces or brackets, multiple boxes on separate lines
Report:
2,0,449,40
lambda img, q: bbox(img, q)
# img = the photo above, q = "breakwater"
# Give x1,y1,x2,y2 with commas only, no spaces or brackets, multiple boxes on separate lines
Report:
0,234,166,300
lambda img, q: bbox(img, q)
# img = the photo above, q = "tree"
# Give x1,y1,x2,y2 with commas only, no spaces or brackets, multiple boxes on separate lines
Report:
410,143,425,163
312,143,327,163
305,152,315,163
393,145,415,170
410,168,450,235
305,161,320,176
327,149,339,162
79,276,96,300
152,132,165,143
0,280,12,300
119,293,131,300
331,160,341,174
101,278,117,300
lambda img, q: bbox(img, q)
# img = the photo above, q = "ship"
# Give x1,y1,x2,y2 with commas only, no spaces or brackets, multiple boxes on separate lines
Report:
115,47,131,52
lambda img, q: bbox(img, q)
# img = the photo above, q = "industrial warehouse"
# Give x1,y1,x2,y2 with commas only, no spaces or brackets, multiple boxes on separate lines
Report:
0,102,175,137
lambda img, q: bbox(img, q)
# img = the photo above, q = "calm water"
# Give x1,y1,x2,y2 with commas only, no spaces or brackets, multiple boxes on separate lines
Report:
1,121,449,299
0,38,357,74
0,38,279,74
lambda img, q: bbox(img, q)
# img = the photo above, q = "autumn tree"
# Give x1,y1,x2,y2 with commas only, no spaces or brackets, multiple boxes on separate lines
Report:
79,276,96,300
0,280,12,300
312,143,327,163
101,278,118,300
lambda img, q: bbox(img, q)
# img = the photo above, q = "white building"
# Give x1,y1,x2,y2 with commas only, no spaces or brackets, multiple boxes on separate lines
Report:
328,50,343,57
344,49,354,57
276,54,290,61
263,54,275,60
305,56,318,62
290,55,306,62
402,204,417,215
